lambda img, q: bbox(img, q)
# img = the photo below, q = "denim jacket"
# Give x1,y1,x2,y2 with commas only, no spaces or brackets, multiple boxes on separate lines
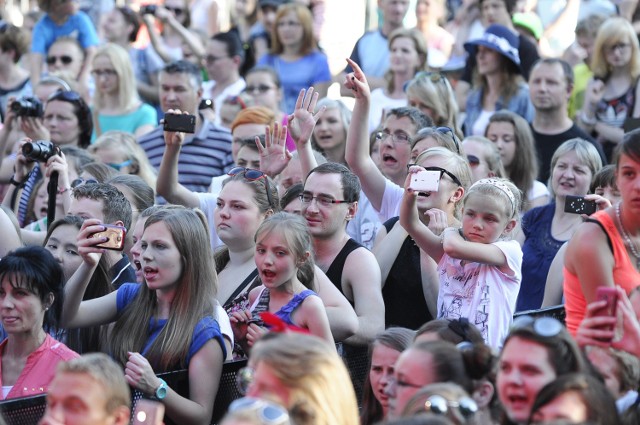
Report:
463,82,535,136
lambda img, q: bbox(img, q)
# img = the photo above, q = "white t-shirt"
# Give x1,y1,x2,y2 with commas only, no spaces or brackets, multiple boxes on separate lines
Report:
437,240,522,349
377,178,404,223
528,180,549,201
195,192,225,251
346,190,382,250
368,89,408,134
201,78,246,127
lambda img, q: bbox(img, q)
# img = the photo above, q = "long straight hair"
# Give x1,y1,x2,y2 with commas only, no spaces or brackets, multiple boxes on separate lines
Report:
107,207,216,371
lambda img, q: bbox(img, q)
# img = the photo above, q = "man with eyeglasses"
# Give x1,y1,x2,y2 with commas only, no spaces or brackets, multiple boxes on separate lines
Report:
0,24,31,123
202,31,246,127
138,60,233,195
301,162,384,393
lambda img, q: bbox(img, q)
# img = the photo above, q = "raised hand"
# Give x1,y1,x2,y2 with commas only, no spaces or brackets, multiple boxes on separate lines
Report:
163,108,187,148
425,208,449,236
76,218,107,268
257,122,291,178
287,87,325,146
344,58,371,101
124,352,162,395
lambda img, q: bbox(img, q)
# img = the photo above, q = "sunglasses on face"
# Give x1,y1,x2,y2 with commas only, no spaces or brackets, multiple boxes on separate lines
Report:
227,166,274,209
407,164,463,187
46,55,73,65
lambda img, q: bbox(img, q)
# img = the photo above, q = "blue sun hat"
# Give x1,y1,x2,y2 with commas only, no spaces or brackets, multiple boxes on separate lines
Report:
464,24,521,70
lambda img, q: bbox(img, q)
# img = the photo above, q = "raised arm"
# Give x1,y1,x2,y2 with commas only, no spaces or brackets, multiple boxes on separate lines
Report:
257,123,291,179
343,59,388,211
156,109,200,207
62,219,119,328
288,87,325,177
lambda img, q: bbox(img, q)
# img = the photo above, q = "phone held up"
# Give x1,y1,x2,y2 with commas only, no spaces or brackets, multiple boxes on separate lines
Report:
133,399,165,425
564,195,597,216
594,286,618,341
90,225,127,251
409,170,441,193
163,113,196,134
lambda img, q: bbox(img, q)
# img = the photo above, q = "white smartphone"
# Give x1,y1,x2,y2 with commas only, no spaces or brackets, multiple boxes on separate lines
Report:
133,399,165,425
409,170,441,193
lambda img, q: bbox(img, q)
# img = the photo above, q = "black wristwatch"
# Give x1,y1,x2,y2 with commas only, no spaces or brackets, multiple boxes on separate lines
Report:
9,173,30,188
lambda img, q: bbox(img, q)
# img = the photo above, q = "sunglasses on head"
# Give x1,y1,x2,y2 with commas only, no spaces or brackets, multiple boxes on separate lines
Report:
47,90,82,102
107,160,133,171
415,71,447,84
71,177,98,188
407,164,463,187
510,315,564,338
435,126,461,154
423,394,478,419
228,397,289,425
46,55,73,65
227,166,274,209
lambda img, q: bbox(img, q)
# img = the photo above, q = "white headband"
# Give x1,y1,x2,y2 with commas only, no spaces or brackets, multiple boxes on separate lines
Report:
470,178,516,215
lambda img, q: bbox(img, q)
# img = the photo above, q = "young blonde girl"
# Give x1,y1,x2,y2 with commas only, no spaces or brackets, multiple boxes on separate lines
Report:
230,212,333,350
399,176,523,349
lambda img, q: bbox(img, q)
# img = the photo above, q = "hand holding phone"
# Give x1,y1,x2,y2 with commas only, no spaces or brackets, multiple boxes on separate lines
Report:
594,286,618,341
163,113,196,134
564,195,597,215
409,170,441,193
90,225,126,251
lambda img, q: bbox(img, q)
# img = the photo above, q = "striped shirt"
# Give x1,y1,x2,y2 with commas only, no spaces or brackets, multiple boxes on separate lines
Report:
138,121,234,194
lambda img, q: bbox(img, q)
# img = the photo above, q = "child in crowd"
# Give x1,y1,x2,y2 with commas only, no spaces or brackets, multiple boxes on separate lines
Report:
400,176,523,348
231,212,333,350
590,164,621,205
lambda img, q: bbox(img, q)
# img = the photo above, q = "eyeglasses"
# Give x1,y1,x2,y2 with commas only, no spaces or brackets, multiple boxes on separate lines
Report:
276,20,302,28
435,126,461,154
46,55,73,65
71,177,98,188
228,397,289,425
47,90,82,103
376,131,413,145
228,167,274,209
423,394,478,418
165,6,184,15
299,192,351,207
107,160,133,171
245,84,276,95
466,154,480,166
236,366,255,395
205,55,229,64
510,315,564,338
607,42,630,53
91,69,118,78
407,164,462,187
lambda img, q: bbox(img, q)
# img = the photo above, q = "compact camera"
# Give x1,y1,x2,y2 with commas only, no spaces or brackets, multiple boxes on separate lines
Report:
563,195,597,216
22,140,61,163
11,96,43,118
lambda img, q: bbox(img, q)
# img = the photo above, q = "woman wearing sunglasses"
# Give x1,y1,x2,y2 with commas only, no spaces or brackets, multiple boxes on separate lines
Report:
497,316,590,425
460,136,506,183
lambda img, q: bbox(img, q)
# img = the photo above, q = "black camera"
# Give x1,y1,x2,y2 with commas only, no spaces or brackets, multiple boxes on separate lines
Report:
139,5,157,15
10,96,43,118
22,140,61,162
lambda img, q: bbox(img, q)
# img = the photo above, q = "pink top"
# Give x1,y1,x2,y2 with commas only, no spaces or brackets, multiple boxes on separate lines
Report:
0,334,79,400
281,115,297,152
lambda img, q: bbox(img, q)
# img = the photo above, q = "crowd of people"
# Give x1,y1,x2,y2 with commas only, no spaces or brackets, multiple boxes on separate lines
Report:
0,0,639,424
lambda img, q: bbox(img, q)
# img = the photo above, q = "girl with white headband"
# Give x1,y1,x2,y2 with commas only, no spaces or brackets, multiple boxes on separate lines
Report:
400,175,523,349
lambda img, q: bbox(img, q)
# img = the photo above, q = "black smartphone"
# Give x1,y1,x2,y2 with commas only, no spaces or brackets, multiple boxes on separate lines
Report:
163,113,196,134
564,195,597,215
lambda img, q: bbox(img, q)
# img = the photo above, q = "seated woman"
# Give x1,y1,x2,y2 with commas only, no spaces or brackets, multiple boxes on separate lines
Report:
0,246,79,399
90,43,158,140
62,207,226,425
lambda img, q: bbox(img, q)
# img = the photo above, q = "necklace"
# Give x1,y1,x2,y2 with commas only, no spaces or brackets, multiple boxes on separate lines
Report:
615,202,640,268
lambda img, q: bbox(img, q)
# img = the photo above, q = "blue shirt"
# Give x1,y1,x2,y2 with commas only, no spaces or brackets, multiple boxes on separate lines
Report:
116,283,227,365
258,51,332,114
344,29,389,78
31,11,100,55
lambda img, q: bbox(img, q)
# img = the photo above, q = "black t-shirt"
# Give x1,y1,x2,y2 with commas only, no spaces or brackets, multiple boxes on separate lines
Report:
461,33,540,83
532,124,607,183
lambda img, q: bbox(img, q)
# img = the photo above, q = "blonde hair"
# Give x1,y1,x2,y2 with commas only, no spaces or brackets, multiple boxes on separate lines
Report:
405,72,462,136
591,17,640,80
92,43,140,112
465,177,522,220
90,130,157,189
250,333,359,425
463,136,507,179
107,207,217,371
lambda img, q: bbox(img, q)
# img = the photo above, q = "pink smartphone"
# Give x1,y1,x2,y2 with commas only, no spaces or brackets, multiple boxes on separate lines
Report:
594,287,618,319
409,170,440,193
133,399,165,425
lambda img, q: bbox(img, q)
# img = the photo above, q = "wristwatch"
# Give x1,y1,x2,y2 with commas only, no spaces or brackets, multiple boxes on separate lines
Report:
154,378,168,400
9,174,29,188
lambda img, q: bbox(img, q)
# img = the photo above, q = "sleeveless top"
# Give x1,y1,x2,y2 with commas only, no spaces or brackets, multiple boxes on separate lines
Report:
325,238,365,306
564,210,640,334
517,203,564,312
382,217,434,329
250,287,316,327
